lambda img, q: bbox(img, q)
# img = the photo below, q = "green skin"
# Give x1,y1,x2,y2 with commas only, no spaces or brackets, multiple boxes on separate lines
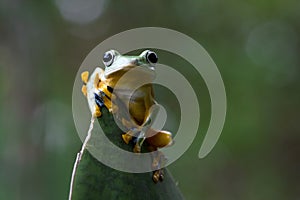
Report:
103,50,155,78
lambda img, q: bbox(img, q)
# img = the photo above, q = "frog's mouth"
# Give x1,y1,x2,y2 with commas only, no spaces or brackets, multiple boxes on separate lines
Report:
104,63,155,78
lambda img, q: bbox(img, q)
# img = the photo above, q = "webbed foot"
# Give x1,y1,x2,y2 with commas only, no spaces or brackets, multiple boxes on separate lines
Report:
152,169,164,183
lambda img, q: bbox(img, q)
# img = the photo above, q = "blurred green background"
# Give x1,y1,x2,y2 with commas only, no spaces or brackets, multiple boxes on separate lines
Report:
0,0,299,199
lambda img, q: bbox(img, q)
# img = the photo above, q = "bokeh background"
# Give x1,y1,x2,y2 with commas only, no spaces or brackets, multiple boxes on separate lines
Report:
1,0,299,199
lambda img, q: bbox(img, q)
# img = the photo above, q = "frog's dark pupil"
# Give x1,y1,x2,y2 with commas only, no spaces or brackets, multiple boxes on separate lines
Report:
147,52,158,64
103,52,113,64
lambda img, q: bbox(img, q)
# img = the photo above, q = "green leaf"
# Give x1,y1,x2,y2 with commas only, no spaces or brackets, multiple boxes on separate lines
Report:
70,107,184,200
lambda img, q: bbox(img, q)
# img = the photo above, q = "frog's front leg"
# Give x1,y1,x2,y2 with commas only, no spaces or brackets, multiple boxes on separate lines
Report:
81,67,104,117
131,104,162,153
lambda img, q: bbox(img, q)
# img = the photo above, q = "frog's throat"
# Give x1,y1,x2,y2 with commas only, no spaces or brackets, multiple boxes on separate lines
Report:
104,64,155,79
104,65,136,78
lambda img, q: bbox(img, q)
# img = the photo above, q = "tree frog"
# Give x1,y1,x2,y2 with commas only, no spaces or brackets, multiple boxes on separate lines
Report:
81,50,173,183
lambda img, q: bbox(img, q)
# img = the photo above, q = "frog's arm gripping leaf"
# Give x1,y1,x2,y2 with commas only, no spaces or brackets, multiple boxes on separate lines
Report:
81,67,105,118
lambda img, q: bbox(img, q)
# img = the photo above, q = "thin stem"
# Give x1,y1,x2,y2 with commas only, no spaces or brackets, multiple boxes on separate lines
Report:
68,116,96,200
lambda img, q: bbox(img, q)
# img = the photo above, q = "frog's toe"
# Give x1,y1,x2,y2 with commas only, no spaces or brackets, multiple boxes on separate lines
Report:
122,133,132,144
152,170,164,183
159,170,164,182
93,105,101,118
81,85,87,96
81,71,89,84
152,171,159,183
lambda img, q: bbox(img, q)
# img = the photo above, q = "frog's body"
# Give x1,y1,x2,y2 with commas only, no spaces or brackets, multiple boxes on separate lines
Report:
81,50,173,183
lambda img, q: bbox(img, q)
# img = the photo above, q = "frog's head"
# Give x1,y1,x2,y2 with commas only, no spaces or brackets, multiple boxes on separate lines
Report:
102,49,158,78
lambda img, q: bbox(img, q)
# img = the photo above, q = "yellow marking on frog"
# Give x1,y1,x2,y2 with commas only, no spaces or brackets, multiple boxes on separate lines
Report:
81,71,89,84
122,132,133,144
94,105,101,117
81,85,87,96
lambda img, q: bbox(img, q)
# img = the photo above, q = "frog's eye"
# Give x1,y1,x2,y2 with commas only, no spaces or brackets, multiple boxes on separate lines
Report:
103,50,115,67
146,51,158,64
